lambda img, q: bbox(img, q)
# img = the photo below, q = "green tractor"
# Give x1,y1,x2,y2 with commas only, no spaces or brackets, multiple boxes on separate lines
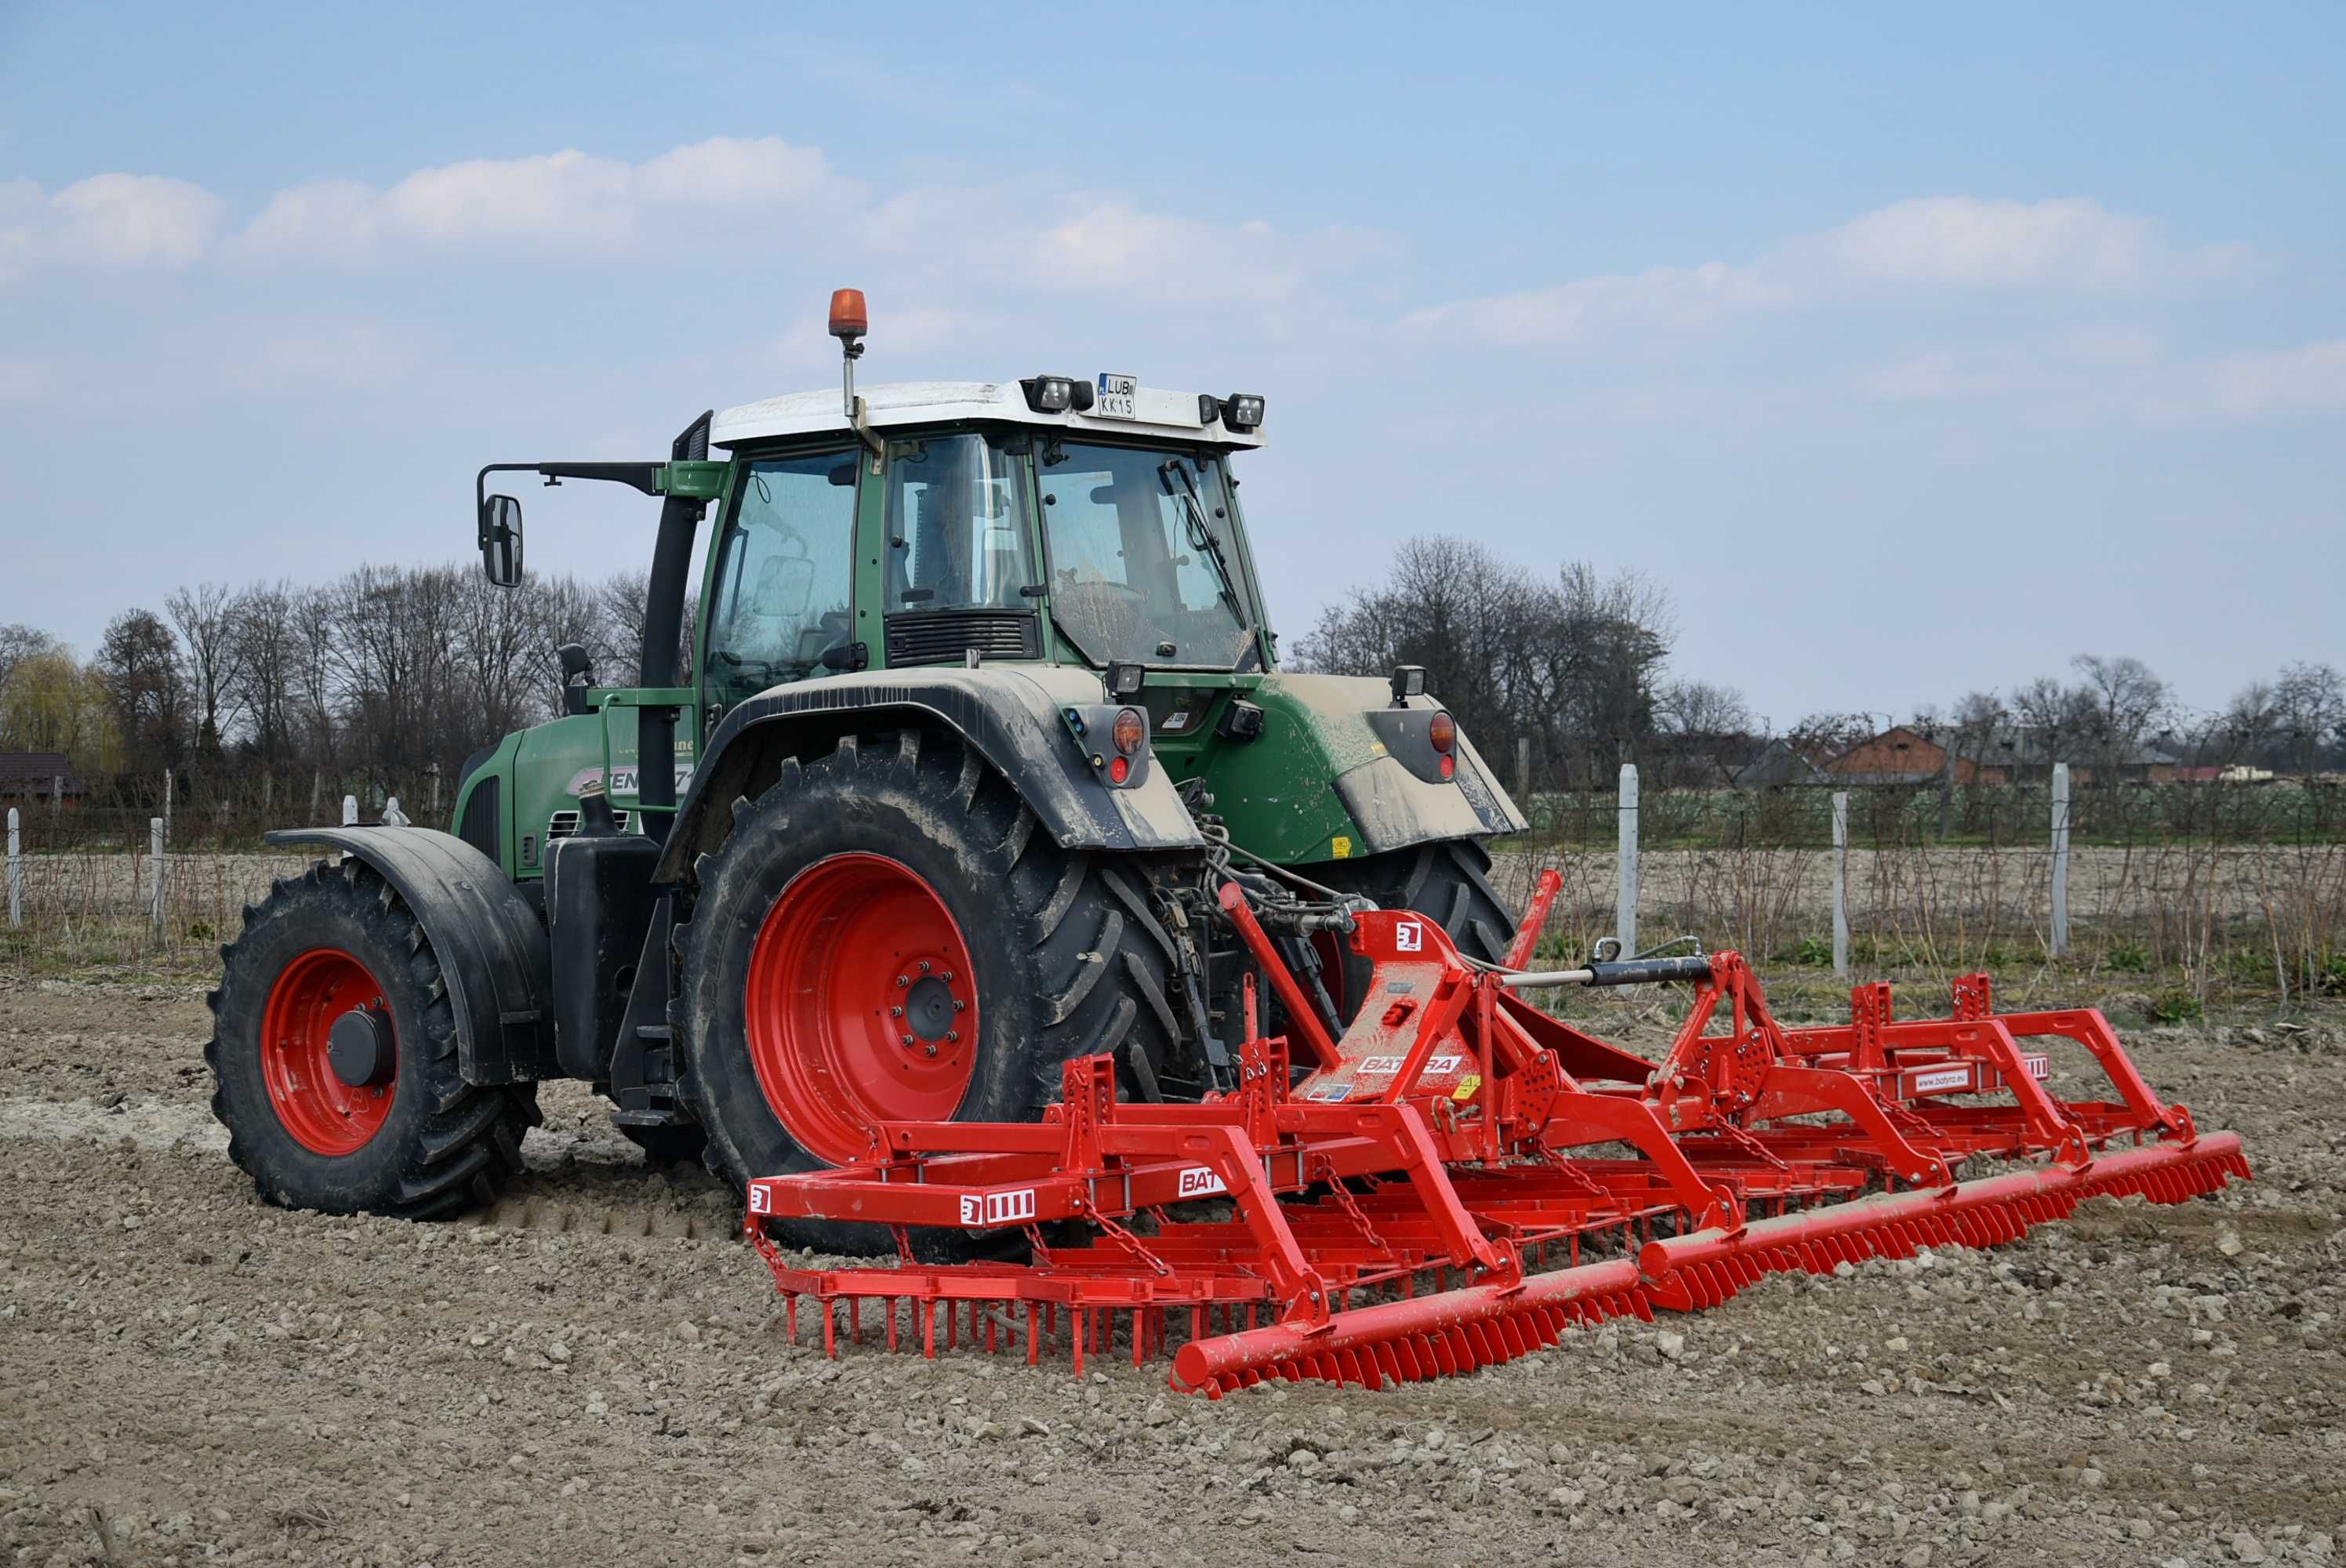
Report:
207,292,1526,1236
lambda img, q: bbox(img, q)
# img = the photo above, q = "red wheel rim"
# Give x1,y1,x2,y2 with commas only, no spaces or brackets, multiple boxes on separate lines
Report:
745,853,981,1166
260,948,395,1156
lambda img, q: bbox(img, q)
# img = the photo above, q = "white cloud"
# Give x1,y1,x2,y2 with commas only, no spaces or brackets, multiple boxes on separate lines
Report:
1400,260,1782,347
2207,339,2346,420
0,172,224,281
1030,201,1397,307
234,136,859,260
1810,196,2158,289
1407,196,2238,350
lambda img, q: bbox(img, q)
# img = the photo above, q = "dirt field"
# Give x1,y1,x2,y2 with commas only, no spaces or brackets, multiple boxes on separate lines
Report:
2,975,2340,1567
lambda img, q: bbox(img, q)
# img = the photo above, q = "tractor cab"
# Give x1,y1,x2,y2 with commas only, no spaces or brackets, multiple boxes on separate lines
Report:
458,292,1518,890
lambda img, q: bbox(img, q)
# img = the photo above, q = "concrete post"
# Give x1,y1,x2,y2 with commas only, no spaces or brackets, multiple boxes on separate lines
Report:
1831,790,1850,977
2050,764,2071,957
149,817,165,936
1615,764,1639,956
343,794,359,826
7,807,20,928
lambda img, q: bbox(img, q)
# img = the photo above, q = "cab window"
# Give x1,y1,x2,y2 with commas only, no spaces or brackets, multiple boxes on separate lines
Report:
883,434,1039,613
703,452,859,710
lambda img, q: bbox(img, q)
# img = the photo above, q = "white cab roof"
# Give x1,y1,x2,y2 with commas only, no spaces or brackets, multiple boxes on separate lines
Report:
710,379,1266,450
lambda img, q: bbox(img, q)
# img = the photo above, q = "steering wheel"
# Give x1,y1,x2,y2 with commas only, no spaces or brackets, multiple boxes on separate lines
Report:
1057,568,1146,603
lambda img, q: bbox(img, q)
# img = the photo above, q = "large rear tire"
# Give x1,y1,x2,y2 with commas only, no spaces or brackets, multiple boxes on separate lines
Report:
1305,838,1518,1019
205,860,540,1218
674,728,1182,1252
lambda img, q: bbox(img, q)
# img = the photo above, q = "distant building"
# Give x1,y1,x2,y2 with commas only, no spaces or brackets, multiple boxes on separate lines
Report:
1727,739,1832,789
0,752,88,805
1825,726,2178,787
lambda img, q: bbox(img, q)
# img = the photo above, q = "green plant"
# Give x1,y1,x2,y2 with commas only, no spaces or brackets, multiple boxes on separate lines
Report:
2315,951,2346,997
1789,935,1833,967
2147,986,2203,1025
2105,942,2149,974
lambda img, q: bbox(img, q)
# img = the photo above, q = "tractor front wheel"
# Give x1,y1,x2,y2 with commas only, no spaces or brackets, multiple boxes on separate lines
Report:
674,728,1182,1252
206,861,539,1217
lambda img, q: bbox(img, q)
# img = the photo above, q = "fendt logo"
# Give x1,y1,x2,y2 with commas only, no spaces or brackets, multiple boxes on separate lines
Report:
1396,920,1425,952
1176,1166,1227,1199
959,1189,1038,1228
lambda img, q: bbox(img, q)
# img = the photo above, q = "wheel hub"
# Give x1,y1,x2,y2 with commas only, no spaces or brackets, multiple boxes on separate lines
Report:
327,1007,394,1087
902,972,960,1045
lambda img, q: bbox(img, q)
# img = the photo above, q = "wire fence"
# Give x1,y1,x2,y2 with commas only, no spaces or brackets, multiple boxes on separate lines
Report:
6,773,2344,1007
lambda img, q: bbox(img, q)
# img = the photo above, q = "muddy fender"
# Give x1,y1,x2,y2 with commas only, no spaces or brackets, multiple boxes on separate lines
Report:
263,826,556,1083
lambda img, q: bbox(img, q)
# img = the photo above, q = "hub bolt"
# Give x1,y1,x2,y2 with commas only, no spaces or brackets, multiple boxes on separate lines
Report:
953,999,966,1012
924,1044,939,1058
891,1004,904,1017
917,960,932,974
899,1033,915,1047
896,975,909,988
946,1029,959,1044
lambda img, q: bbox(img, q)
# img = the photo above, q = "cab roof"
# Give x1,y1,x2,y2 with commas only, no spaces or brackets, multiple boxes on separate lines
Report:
710,380,1266,451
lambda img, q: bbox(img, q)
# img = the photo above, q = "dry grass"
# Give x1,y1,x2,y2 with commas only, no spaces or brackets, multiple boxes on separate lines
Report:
5,842,2340,1011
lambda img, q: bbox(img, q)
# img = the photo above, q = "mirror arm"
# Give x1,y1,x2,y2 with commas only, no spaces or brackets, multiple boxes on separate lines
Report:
474,462,662,543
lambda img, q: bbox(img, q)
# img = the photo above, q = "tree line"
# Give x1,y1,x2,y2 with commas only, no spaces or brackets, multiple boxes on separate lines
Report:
0,566,667,817
1293,537,2346,789
2,535,2338,833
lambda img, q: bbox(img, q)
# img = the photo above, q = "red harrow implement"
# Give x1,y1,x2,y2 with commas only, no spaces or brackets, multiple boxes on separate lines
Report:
745,871,2250,1396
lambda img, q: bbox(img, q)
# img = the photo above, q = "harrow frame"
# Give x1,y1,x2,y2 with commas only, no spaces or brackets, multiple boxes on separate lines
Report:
745,871,2250,1395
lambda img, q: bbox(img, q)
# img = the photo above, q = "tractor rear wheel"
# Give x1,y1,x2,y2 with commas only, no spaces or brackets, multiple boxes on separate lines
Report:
205,861,539,1218
1306,837,1518,1020
674,728,1182,1251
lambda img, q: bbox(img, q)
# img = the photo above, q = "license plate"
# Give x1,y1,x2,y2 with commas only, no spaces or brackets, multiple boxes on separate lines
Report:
1095,372,1136,419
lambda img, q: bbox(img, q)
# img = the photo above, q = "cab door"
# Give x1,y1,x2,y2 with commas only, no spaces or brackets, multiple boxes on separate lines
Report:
698,448,863,729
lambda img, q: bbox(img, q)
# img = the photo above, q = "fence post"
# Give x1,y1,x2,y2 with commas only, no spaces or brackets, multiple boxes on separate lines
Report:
52,775,62,816
1831,790,1849,977
1514,737,1531,802
1615,763,1639,956
163,767,172,847
2050,763,2070,957
149,816,165,937
343,793,359,827
429,762,442,818
6,807,19,929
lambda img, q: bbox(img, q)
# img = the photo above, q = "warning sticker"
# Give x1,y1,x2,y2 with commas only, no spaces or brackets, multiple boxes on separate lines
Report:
1451,1074,1483,1102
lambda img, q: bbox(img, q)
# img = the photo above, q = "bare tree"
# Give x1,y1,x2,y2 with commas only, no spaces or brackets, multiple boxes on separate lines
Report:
166,581,249,765
228,581,303,764
2271,661,2345,779
94,608,189,782
0,623,64,692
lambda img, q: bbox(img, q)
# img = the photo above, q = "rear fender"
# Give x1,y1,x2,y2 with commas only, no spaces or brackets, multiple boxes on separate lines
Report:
652,666,1207,884
263,826,557,1083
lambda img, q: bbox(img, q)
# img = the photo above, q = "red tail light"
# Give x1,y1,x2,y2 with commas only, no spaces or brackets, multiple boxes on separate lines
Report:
1109,755,1131,784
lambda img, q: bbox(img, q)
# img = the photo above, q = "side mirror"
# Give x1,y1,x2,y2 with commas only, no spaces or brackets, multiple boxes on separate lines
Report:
479,494,524,586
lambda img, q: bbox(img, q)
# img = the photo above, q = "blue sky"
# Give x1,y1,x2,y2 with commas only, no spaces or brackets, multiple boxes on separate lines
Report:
2,2,2339,728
